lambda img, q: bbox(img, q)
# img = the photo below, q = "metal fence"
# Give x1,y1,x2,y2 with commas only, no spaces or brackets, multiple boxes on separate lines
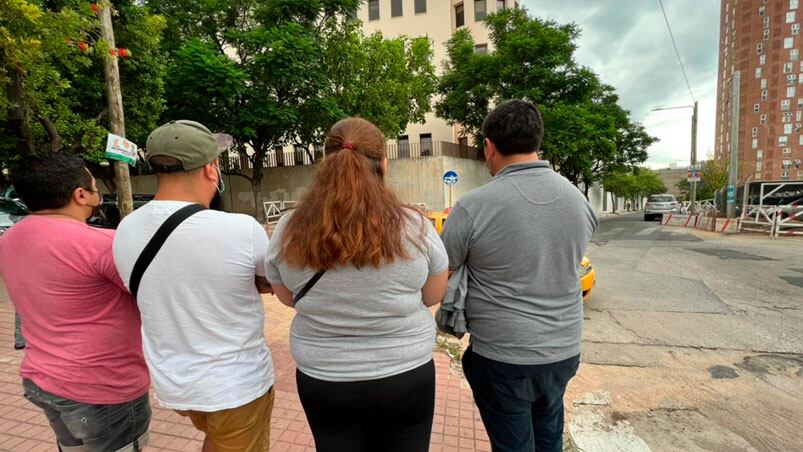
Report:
221,141,481,172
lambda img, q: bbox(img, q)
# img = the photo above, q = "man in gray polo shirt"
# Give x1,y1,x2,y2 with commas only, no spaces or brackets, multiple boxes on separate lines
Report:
441,100,598,452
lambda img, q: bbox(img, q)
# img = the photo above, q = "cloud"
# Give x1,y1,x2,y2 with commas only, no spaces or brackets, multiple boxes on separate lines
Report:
523,0,720,167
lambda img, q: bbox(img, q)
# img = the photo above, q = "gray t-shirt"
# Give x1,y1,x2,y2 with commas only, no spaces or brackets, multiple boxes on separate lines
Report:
265,211,448,382
441,161,598,365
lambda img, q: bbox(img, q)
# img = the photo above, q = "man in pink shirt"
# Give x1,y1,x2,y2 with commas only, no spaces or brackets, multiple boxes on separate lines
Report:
0,154,150,451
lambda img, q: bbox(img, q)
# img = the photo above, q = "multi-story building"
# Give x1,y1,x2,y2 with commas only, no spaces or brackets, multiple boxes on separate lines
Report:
716,0,803,182
357,0,518,153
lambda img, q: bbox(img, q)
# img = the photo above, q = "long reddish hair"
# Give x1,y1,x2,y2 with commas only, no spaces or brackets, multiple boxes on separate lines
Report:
281,117,421,270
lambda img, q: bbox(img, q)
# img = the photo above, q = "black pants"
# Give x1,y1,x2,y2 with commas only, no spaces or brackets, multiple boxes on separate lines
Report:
463,346,580,452
296,360,435,452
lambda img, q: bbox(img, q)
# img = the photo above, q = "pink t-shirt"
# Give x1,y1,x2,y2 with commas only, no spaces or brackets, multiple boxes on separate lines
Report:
0,215,149,404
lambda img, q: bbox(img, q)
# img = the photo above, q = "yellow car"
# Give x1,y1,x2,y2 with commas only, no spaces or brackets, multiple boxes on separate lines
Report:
426,211,596,302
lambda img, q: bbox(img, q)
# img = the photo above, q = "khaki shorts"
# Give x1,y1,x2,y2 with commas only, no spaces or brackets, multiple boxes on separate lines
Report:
177,387,275,452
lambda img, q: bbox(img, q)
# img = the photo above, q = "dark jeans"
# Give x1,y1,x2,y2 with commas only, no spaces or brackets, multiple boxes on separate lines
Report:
22,379,151,452
296,360,435,452
462,346,580,452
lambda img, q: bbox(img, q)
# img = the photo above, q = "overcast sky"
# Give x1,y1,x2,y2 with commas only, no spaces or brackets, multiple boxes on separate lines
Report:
524,0,720,169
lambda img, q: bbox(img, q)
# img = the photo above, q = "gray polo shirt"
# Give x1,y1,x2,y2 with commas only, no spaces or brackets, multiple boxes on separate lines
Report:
441,160,598,365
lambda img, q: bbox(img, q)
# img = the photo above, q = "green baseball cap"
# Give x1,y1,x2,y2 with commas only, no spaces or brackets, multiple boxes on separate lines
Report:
146,120,222,172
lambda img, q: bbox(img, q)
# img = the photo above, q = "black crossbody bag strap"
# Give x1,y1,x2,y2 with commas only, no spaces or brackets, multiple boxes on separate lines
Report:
293,270,325,306
129,203,206,299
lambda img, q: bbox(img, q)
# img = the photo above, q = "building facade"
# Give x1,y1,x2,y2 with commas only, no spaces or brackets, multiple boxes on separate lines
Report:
716,0,803,182
357,0,518,150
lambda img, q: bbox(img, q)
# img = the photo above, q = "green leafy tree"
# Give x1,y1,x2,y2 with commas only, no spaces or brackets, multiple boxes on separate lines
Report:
603,168,665,211
0,0,166,189
436,8,655,194
152,0,436,219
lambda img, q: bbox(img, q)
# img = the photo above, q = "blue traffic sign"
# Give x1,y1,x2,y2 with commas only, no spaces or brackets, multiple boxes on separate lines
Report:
443,171,459,186
727,185,735,201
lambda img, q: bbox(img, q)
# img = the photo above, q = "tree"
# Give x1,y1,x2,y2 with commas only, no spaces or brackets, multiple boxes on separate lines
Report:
0,0,166,189
603,168,665,211
152,0,436,219
435,8,655,193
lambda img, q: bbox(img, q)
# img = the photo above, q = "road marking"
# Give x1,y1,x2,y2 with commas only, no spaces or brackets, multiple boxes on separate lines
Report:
635,226,658,236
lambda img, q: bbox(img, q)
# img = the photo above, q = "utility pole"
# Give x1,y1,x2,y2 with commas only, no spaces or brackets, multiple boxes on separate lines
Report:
726,71,741,218
689,100,698,213
98,2,134,217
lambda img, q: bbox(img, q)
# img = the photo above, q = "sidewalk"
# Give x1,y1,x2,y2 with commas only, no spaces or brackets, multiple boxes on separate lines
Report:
0,289,490,451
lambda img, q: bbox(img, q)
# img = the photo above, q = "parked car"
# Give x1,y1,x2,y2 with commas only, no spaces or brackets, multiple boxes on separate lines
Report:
88,194,154,229
0,197,30,236
644,194,679,221
424,211,596,302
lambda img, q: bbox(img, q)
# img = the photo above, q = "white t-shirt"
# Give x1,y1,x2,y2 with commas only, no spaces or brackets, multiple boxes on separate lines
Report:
113,201,274,411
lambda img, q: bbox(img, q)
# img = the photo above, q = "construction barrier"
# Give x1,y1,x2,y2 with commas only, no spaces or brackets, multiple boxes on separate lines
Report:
662,213,697,228
715,217,741,234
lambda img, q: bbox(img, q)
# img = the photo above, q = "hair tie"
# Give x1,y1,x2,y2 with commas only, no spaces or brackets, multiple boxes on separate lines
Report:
342,141,355,151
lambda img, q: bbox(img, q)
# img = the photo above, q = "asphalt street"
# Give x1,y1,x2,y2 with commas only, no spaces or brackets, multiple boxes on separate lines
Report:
567,213,803,452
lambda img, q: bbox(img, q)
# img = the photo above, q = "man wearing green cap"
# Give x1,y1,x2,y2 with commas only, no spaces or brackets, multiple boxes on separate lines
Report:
113,120,276,452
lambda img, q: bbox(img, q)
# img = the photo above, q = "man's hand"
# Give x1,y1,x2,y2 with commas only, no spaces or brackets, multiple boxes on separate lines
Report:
255,276,273,294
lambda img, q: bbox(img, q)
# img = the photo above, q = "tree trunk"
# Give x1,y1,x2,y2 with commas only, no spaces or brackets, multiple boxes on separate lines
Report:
7,65,35,156
251,146,267,222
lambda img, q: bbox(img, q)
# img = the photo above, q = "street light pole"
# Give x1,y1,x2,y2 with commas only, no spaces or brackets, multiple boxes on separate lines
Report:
726,71,741,218
690,101,698,213
98,2,134,218
650,103,698,212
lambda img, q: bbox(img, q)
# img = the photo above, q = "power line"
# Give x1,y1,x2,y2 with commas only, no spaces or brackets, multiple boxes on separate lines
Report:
658,0,695,103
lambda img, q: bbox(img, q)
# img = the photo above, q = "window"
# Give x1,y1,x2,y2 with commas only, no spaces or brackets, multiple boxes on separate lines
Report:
764,29,771,40
793,0,800,9
757,150,764,160
789,86,797,97
780,135,789,145
784,147,793,154
368,0,379,20
782,99,792,110
761,114,768,124
756,67,763,78
800,134,803,144
474,44,489,53
397,135,410,158
755,172,762,180
415,0,426,13
794,24,801,35
762,90,769,100
785,37,795,49
764,17,771,28
754,103,761,113
752,126,759,137
757,162,763,171
475,0,486,21
763,78,769,89
752,138,759,149
788,12,796,23
782,171,790,179
757,43,763,54
798,110,802,120
784,111,794,122
759,6,766,16
790,75,799,86
785,123,794,134
785,62,794,73
793,49,800,61
497,0,505,10
391,0,403,17
455,3,465,27
419,133,432,156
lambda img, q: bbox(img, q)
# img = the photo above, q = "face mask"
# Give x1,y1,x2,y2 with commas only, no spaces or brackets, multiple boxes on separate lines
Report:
84,189,102,220
214,165,225,194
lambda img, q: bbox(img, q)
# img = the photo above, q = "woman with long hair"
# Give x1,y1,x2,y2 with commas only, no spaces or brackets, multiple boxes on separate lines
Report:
265,117,448,452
